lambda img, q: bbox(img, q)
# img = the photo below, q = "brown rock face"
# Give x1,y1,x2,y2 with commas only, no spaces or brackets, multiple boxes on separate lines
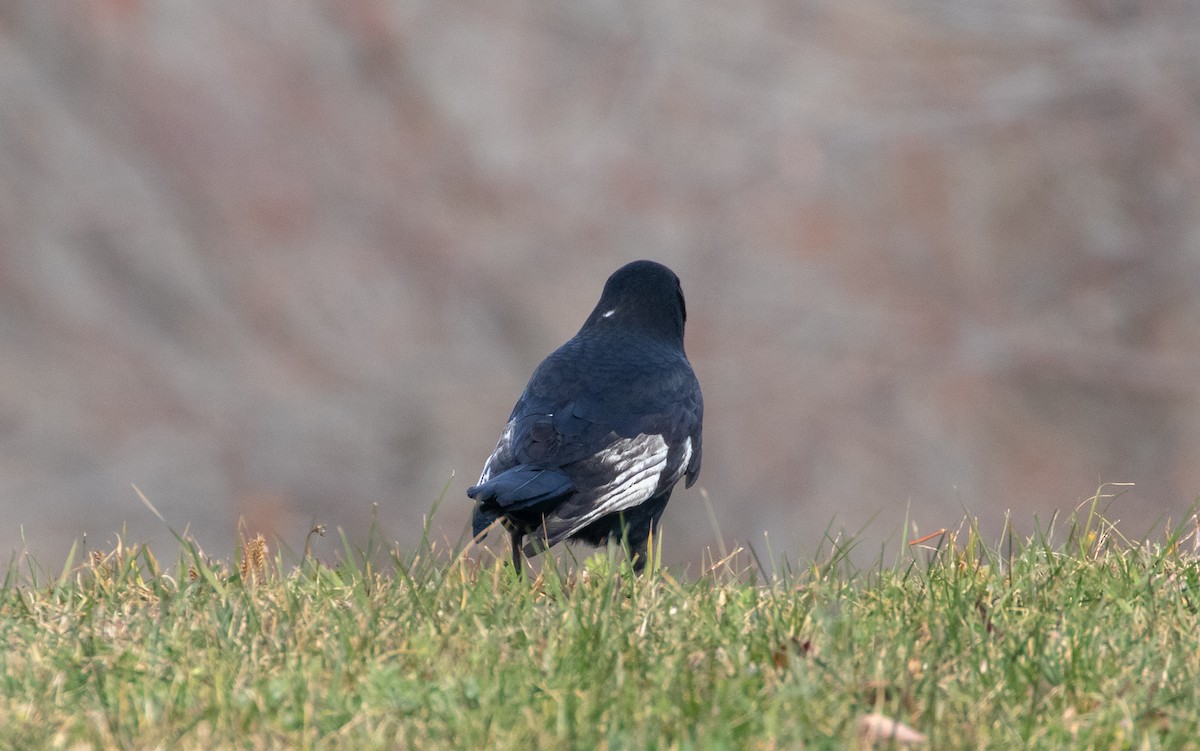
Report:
1,2,1198,564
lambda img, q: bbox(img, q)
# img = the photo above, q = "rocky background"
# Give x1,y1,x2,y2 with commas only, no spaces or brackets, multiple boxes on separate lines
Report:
2,1,1198,568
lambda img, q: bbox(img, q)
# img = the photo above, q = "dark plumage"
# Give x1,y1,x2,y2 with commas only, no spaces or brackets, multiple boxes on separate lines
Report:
468,260,703,575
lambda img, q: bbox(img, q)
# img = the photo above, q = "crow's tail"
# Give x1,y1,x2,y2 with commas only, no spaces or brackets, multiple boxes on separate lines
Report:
467,465,573,537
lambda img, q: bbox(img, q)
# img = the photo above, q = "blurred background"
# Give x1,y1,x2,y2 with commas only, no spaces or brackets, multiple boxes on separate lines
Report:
2,1,1199,569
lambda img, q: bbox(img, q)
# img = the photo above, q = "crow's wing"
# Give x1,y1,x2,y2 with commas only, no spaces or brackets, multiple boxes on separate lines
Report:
527,430,696,551
474,336,615,484
525,338,702,549
472,331,702,545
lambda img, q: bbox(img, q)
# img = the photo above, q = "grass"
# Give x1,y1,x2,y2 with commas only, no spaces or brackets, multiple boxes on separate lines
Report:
2,487,1200,750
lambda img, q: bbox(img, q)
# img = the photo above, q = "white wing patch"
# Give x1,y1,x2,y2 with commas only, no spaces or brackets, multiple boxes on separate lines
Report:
673,437,693,485
478,419,516,484
557,433,670,535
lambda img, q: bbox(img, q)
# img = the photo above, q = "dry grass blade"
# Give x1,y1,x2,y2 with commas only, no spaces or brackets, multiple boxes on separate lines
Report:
908,529,947,547
239,533,269,584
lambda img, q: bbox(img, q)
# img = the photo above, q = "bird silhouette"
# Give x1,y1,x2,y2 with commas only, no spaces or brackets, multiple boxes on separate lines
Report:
468,260,703,575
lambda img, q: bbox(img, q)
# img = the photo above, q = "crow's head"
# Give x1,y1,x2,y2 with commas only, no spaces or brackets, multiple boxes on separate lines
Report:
581,260,687,344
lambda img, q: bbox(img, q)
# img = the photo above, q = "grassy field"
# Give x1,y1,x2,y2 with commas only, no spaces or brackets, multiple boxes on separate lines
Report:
2,491,1199,750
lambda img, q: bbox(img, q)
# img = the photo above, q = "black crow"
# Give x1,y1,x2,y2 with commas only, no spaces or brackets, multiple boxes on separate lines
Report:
468,260,703,575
